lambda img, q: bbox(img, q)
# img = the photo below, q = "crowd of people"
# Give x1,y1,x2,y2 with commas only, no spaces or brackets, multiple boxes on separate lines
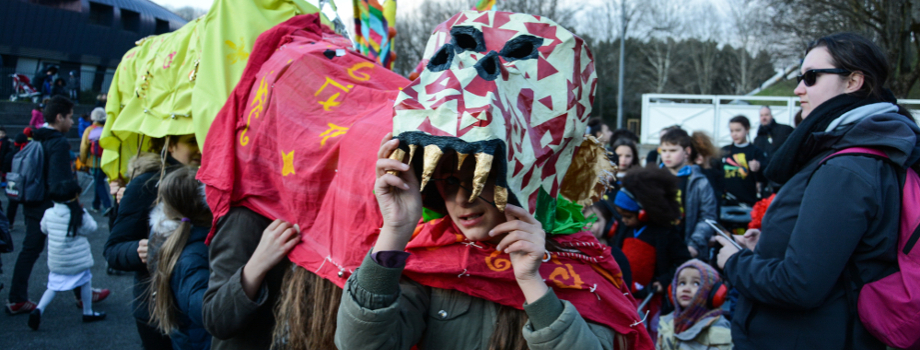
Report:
0,18,917,350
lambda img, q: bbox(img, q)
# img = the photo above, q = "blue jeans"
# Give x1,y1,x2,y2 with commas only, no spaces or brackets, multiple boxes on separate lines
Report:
92,169,112,210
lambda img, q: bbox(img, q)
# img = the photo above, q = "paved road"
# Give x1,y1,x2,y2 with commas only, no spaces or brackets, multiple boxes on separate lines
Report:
0,187,143,349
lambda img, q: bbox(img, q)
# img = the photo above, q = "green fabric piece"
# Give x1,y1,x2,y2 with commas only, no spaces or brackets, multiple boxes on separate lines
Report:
552,196,596,234
422,207,445,222
534,188,557,234
533,188,595,235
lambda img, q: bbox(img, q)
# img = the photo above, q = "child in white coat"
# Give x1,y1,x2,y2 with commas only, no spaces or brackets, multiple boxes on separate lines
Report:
29,180,106,330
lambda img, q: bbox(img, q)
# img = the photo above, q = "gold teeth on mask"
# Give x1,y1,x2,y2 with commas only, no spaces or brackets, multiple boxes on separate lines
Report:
494,185,508,212
470,153,493,203
420,145,443,191
457,152,469,171
385,148,406,176
408,144,418,164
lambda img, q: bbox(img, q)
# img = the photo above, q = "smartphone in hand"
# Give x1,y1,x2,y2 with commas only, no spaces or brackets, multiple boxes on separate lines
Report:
705,219,743,250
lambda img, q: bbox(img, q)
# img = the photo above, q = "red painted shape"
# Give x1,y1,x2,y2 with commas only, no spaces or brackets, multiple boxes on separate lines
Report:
538,46,554,59
513,159,525,176
537,56,559,80
523,22,562,47
472,12,491,25
538,95,553,110
465,76,496,97
566,80,577,110
581,62,596,84
522,166,536,189
528,190,539,214
481,26,519,51
425,70,453,95
416,117,454,137
492,12,512,28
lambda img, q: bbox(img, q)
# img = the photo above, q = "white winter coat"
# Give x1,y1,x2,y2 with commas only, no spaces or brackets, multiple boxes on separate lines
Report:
41,203,98,275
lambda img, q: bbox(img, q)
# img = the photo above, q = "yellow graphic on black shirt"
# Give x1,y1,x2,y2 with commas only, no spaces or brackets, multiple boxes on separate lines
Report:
724,153,750,179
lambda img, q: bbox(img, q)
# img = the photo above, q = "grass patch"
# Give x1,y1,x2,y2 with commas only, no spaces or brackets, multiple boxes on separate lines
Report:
755,79,798,97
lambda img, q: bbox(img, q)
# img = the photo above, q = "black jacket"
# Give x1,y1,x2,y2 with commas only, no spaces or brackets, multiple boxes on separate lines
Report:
724,107,920,349
32,128,73,202
753,121,794,161
103,157,181,321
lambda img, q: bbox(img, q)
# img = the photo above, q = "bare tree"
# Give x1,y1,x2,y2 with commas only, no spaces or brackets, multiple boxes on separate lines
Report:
636,0,686,93
726,0,770,94
764,0,920,97
684,3,723,95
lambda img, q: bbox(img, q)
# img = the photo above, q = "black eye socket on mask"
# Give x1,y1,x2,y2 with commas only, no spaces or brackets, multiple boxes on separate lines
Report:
450,26,486,53
500,35,543,61
427,44,455,72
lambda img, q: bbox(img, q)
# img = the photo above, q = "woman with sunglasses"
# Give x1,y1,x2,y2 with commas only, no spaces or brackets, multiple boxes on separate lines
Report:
712,33,920,349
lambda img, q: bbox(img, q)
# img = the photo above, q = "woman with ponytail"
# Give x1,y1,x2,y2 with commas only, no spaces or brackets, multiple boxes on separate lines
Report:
29,180,105,330
146,166,212,350
103,134,200,349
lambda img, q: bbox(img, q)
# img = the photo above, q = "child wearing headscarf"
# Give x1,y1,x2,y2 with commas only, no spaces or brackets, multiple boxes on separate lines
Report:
657,259,732,349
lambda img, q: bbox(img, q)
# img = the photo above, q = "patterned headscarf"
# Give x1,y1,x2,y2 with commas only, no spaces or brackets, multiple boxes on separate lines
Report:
670,259,724,334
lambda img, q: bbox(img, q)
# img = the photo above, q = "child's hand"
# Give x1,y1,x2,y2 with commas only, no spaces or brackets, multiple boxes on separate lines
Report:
249,220,299,274
373,133,423,253
137,239,148,264
687,245,699,258
490,204,548,303
750,159,761,172
651,281,663,294
242,220,300,300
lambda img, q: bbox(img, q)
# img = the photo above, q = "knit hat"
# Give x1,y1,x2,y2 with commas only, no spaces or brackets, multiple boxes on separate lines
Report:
90,107,106,123
670,259,724,334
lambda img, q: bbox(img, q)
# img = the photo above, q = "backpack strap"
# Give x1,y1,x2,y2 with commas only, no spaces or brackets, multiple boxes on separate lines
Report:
820,147,889,164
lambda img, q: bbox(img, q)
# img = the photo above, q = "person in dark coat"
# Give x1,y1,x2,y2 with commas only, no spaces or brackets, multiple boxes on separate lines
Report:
146,167,212,350
51,78,67,98
715,33,920,350
753,106,794,161
202,206,291,350
753,106,794,197
7,96,109,314
104,134,200,350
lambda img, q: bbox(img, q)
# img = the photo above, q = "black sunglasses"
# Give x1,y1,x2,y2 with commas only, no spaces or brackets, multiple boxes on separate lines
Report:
796,68,852,87
430,175,496,207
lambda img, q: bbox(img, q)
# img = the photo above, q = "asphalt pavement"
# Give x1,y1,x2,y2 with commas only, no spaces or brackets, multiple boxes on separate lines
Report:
0,188,142,349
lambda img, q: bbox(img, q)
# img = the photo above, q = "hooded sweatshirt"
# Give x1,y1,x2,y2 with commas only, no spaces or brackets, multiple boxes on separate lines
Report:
724,103,920,349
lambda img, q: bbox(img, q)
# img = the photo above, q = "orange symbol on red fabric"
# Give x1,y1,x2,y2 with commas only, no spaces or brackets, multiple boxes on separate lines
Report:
314,77,353,111
485,251,511,272
548,261,585,289
347,62,375,81
319,123,349,146
281,150,295,176
240,74,270,146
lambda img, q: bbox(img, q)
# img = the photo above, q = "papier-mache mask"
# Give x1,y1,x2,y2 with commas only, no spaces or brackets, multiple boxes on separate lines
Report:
390,10,609,231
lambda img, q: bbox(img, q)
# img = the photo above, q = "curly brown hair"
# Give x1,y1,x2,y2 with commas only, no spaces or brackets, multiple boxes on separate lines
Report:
621,167,681,227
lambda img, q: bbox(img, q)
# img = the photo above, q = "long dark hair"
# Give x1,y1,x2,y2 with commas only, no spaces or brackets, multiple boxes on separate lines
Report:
147,167,212,333
611,138,639,170
806,33,890,99
48,180,83,237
